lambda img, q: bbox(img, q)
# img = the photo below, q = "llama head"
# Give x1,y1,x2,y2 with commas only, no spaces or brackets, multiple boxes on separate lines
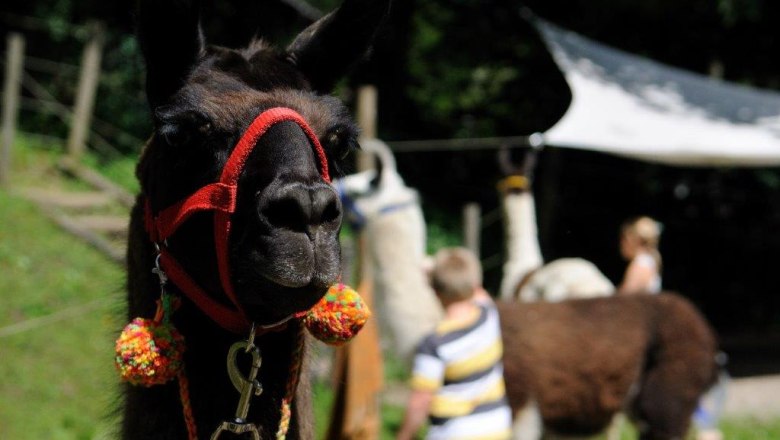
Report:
496,144,541,195
333,139,420,229
135,0,390,326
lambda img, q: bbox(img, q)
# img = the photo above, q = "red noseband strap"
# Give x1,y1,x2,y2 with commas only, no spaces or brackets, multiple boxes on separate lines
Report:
144,107,331,334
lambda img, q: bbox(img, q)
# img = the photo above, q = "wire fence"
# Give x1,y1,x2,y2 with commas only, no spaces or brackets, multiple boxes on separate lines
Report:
1,14,149,164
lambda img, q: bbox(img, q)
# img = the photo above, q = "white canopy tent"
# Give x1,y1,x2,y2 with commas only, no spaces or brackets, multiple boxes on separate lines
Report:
536,19,780,167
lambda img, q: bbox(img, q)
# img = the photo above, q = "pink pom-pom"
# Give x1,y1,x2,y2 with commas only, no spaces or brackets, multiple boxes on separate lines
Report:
303,284,371,346
115,317,185,386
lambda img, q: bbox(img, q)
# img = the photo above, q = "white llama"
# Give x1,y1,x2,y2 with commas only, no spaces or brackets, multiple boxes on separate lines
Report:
498,175,614,302
334,139,442,360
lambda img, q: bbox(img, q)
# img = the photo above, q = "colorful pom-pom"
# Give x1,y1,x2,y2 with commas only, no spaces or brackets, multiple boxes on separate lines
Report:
115,317,185,387
303,283,370,346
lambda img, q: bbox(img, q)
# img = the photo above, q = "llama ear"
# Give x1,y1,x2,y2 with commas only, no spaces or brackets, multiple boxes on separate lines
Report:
137,0,204,109
286,0,392,93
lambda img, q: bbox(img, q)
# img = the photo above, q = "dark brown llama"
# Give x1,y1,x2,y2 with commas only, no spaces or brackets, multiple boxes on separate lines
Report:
123,0,390,438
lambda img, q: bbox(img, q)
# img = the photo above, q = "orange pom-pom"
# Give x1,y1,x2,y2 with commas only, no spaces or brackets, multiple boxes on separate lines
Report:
303,283,370,346
115,317,185,386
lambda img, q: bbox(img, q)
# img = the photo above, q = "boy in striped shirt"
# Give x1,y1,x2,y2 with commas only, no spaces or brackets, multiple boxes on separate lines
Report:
397,247,512,440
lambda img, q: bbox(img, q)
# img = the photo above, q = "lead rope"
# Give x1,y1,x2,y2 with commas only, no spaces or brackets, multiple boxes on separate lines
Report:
157,261,196,440
157,275,197,440
276,324,306,440
178,369,198,440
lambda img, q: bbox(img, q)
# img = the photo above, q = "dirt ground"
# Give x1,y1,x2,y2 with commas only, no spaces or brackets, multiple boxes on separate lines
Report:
381,374,780,421
723,374,780,420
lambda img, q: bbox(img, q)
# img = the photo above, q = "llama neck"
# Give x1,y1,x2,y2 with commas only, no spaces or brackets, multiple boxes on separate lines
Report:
365,205,442,360
123,202,308,439
499,191,544,300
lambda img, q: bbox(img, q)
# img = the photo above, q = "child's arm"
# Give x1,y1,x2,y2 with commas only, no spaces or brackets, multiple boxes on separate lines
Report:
397,389,433,440
618,257,656,294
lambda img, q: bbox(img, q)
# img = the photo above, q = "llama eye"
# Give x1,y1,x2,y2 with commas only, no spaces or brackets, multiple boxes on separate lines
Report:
326,131,340,146
158,122,191,147
325,125,357,161
154,106,212,147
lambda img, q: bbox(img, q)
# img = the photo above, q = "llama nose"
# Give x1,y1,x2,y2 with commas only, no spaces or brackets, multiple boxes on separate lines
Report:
259,183,341,235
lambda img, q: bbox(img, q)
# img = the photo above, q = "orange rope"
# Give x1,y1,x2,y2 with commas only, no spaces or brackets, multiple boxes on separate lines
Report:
178,369,199,440
276,323,306,440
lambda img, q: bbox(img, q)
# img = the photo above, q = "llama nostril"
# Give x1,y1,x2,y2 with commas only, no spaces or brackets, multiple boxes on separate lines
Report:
260,184,340,233
263,194,309,232
320,199,340,224
311,187,340,225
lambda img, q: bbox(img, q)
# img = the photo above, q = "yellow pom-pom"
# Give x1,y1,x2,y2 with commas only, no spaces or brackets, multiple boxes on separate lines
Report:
303,283,370,346
115,317,185,386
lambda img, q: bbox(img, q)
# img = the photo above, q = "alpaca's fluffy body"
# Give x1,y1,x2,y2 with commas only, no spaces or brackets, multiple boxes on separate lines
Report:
517,258,615,302
365,205,443,358
499,294,718,438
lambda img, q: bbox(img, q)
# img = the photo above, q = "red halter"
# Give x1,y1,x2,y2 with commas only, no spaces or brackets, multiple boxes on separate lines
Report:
144,107,331,334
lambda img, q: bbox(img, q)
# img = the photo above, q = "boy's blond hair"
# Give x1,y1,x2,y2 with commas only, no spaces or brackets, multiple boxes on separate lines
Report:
429,247,482,302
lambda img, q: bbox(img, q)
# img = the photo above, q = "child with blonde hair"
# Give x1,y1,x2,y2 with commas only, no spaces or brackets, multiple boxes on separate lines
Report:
397,247,511,440
618,216,662,294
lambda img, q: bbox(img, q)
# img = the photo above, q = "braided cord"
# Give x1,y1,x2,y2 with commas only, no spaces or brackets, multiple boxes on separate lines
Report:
178,369,199,440
276,323,306,440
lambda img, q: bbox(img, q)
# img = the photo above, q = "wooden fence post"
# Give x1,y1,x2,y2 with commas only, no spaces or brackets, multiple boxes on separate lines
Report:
356,85,378,172
354,85,378,278
463,202,482,259
1,33,25,186
67,21,104,160
325,84,384,440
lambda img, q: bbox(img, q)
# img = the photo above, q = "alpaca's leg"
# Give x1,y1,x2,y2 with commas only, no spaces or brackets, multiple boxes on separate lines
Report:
632,368,697,440
511,400,542,440
605,412,626,440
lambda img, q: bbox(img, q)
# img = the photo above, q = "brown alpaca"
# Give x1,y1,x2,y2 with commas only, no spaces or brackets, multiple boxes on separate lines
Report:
122,1,390,438
499,294,718,439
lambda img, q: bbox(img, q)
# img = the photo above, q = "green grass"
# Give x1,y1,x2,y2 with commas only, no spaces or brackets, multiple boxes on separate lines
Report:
80,153,139,193
0,135,125,439
3,134,780,439
310,351,410,439
721,418,780,439
0,192,124,440
310,379,408,439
